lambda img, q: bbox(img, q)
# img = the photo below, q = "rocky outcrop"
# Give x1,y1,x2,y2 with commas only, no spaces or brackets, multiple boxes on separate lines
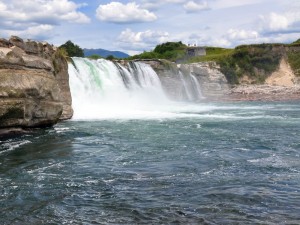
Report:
52,51,73,120
0,36,73,131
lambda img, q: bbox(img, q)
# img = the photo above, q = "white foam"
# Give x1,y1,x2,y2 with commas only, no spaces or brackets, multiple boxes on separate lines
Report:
0,140,31,154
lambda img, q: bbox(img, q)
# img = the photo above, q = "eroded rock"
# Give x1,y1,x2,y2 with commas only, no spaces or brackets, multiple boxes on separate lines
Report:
0,36,73,131
136,59,229,100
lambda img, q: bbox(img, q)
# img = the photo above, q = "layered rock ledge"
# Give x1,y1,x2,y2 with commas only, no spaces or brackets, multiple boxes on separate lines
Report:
0,36,73,133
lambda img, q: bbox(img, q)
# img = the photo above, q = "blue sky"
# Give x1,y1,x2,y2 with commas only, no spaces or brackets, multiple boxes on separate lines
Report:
0,0,300,55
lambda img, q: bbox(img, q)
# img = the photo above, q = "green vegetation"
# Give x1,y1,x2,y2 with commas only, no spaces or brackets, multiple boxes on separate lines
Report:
287,50,300,77
221,44,283,84
286,39,300,76
154,42,186,55
59,40,84,57
88,54,102,60
189,44,284,84
188,47,234,63
129,51,160,60
106,55,115,60
289,38,300,46
55,47,68,58
129,42,187,62
52,47,68,75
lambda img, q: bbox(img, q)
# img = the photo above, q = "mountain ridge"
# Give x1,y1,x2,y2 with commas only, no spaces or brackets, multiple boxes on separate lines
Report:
84,48,130,58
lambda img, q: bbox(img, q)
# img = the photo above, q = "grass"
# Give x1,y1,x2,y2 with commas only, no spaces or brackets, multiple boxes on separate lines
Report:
188,47,234,63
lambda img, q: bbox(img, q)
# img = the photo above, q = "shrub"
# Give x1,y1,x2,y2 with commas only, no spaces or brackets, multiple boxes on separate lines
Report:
88,54,102,60
106,55,115,60
287,50,300,76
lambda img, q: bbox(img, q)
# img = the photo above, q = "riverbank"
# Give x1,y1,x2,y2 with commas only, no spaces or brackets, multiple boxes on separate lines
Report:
225,85,300,101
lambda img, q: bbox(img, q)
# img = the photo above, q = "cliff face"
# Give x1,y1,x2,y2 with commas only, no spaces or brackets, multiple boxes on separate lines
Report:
137,59,229,100
139,56,300,102
0,36,73,130
178,62,229,98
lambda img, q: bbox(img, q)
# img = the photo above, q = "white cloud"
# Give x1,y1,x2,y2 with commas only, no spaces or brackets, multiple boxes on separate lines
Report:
257,10,300,36
0,2,7,11
184,1,210,13
260,12,289,32
213,38,231,47
211,0,263,10
96,2,157,23
5,24,55,40
227,29,259,40
0,0,90,25
140,0,186,9
117,28,169,50
0,0,89,41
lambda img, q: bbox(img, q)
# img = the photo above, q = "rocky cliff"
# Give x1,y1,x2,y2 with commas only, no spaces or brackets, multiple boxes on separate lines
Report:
0,36,73,132
136,59,229,100
138,57,300,102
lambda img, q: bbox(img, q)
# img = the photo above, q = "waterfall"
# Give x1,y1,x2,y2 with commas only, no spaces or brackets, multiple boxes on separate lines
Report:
178,71,204,101
68,58,207,120
179,71,194,101
68,58,171,119
191,75,204,100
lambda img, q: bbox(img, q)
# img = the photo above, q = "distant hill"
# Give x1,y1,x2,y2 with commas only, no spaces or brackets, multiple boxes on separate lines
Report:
84,48,130,58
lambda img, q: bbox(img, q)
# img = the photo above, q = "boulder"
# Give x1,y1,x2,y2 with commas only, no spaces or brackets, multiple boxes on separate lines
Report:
9,36,25,50
24,40,39,55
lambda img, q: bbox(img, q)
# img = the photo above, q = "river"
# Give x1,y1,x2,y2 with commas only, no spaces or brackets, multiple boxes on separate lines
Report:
1,101,300,224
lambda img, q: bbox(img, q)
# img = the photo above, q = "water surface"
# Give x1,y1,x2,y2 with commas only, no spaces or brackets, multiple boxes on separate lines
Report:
1,101,300,224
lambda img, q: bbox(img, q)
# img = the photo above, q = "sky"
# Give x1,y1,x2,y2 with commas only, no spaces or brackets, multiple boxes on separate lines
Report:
0,0,300,55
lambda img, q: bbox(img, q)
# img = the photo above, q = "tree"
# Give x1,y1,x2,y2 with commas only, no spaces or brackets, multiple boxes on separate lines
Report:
106,55,115,60
59,40,84,57
154,42,185,54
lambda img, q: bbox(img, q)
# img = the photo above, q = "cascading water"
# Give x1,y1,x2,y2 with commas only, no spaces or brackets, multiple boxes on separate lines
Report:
191,74,204,100
68,58,172,120
178,71,204,101
68,58,210,120
179,71,194,101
